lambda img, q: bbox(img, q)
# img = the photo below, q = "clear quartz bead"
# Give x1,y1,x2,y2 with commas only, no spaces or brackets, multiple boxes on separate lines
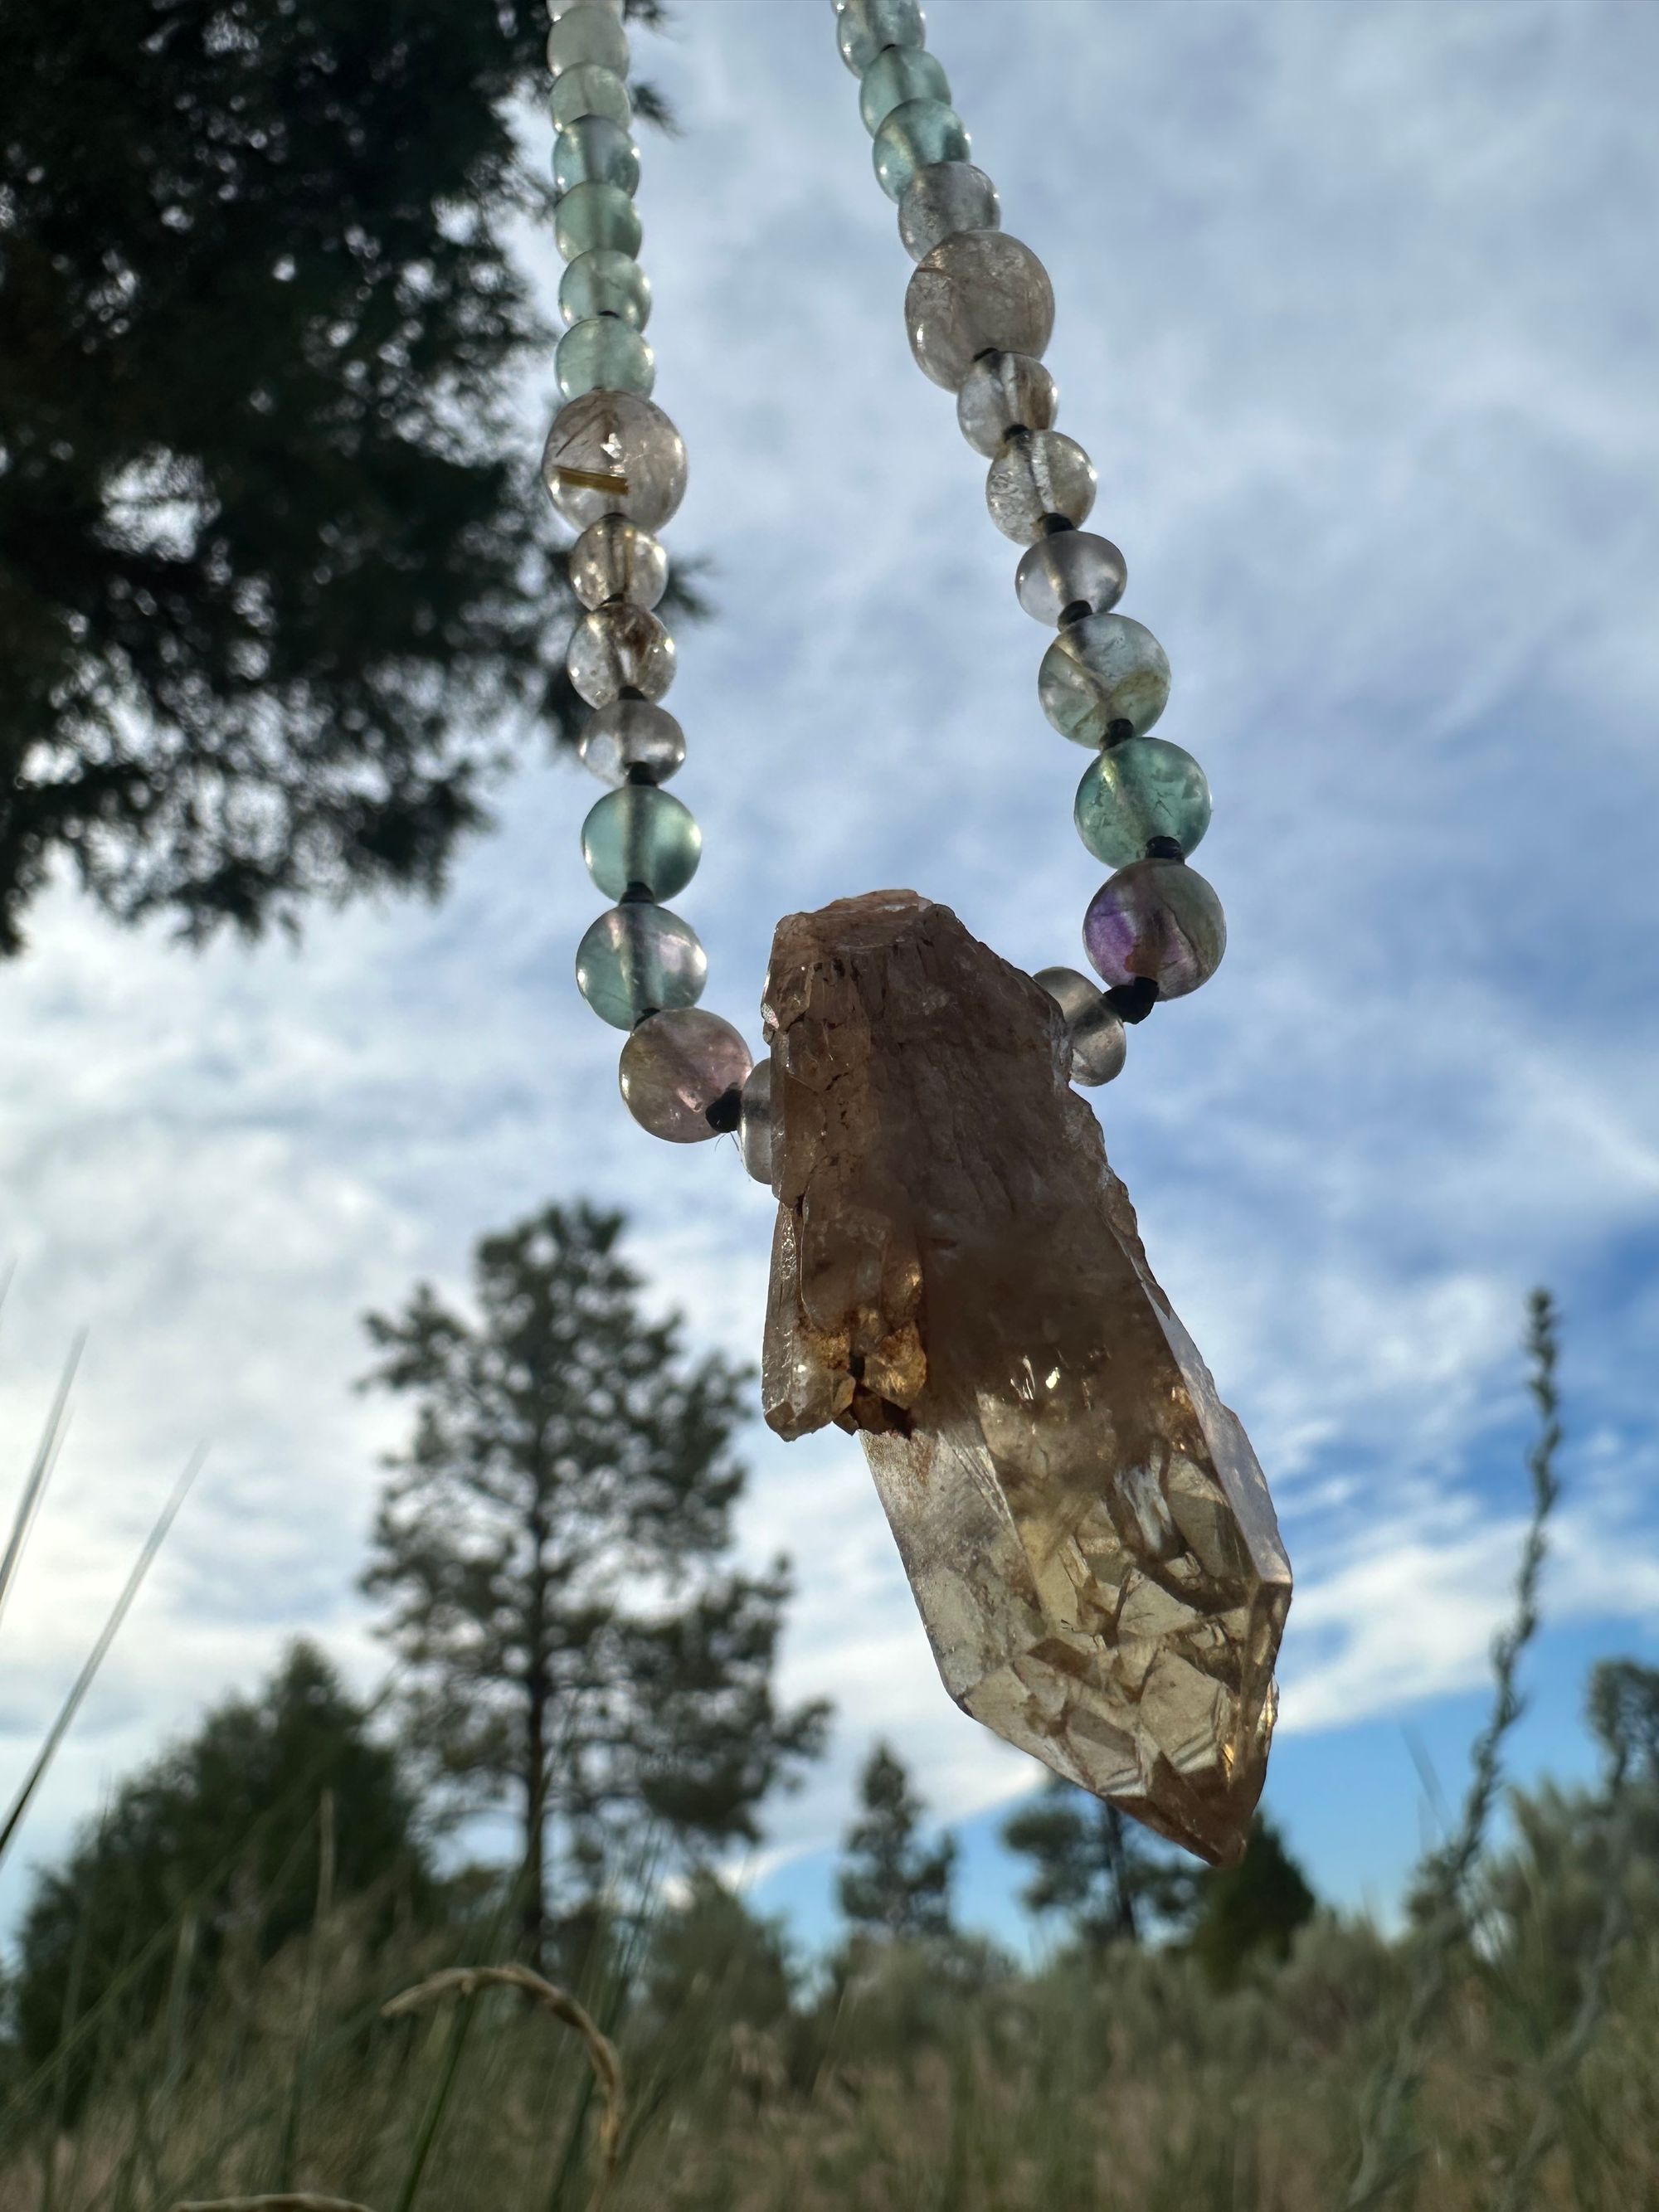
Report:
898,161,1000,260
1034,966,1127,1087
859,46,949,134
559,248,650,330
582,784,701,900
904,231,1054,390
542,391,687,531
1074,737,1212,867
567,604,675,707
550,63,631,132
956,351,1057,457
985,430,1097,543
1038,613,1171,745
873,99,971,203
838,0,924,75
549,0,622,18
553,117,639,197
739,1058,775,1184
569,517,669,612
576,903,707,1029
553,178,641,262
579,699,685,785
619,1010,753,1145
1014,531,1127,625
1082,858,1225,1000
545,7,628,78
555,317,655,401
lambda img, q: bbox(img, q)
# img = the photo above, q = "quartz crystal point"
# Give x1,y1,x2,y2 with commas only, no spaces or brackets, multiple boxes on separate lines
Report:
759,891,1291,1867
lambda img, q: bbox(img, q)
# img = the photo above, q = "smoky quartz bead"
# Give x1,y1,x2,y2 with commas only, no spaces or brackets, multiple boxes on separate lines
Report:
567,604,675,707
552,118,640,197
873,99,971,203
559,248,651,330
838,0,925,75
582,783,701,901
1083,858,1225,1000
1034,965,1127,1087
985,430,1096,543
859,46,950,134
904,232,1055,390
1039,613,1171,745
956,351,1057,457
556,317,655,401
738,1058,775,1184
542,391,688,531
1074,737,1212,867
550,63,631,132
545,7,628,79
576,903,707,1029
619,1010,754,1145
1014,530,1127,625
553,179,641,262
898,161,1000,261
578,698,685,785
569,517,668,612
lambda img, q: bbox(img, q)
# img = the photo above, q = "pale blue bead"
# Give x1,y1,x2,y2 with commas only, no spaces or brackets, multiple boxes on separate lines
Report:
553,180,642,263
559,248,651,331
859,46,949,134
873,99,971,203
1038,613,1171,746
576,904,707,1029
1074,737,1212,867
551,63,630,132
838,0,925,75
552,117,640,197
546,7,629,79
556,317,655,401
582,785,701,901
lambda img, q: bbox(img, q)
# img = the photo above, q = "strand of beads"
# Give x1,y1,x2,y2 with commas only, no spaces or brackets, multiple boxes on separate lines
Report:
832,0,1226,1091
542,0,771,1172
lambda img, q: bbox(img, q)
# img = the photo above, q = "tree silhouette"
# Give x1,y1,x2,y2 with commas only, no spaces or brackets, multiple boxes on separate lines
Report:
1002,1777,1198,1947
837,1742,956,1941
1188,1814,1316,1988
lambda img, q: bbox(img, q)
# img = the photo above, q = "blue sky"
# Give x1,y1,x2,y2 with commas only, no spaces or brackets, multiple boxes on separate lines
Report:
2,0,1657,1949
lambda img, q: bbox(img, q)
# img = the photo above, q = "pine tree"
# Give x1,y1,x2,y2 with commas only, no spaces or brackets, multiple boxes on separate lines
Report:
1188,1814,1316,1988
836,1743,956,1941
360,1202,829,1961
1002,1777,1199,1948
0,0,688,951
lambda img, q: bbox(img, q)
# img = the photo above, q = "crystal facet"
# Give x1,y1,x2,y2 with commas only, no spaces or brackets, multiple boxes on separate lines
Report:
1039,612,1171,745
1075,737,1212,866
1083,857,1226,999
619,1009,752,1143
542,391,688,531
575,902,706,1029
898,161,1000,261
904,231,1054,390
985,430,1097,542
760,892,1288,1864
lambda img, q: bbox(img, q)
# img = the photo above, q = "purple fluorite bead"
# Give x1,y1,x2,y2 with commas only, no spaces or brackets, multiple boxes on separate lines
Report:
1082,858,1226,1001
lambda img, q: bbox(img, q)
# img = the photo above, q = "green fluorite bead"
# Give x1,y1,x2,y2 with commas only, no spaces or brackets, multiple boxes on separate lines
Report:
873,100,971,203
552,118,640,197
581,785,701,902
559,248,650,330
1074,737,1212,866
550,63,631,132
553,180,641,262
576,903,706,1029
838,0,925,75
1039,612,1171,745
859,46,950,134
545,6,628,80
556,316,655,401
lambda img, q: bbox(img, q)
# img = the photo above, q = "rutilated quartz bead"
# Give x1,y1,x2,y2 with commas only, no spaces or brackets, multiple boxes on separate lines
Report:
904,231,1054,390
873,99,971,203
1082,858,1226,999
578,699,685,786
1073,737,1212,867
1034,965,1127,1087
1038,612,1170,745
859,46,950,134
619,1010,754,1144
838,0,925,75
567,604,675,707
956,351,1057,458
555,317,655,401
898,161,1000,260
985,430,1097,542
576,903,706,1028
545,7,628,79
559,248,651,330
581,784,701,901
568,517,669,612
550,63,631,132
1014,531,1127,625
553,178,641,262
552,116,640,196
542,391,688,531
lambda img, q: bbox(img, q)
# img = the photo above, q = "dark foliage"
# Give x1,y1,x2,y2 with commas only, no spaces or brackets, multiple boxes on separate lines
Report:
837,1742,956,1941
1189,1813,1316,1988
1002,1776,1199,1947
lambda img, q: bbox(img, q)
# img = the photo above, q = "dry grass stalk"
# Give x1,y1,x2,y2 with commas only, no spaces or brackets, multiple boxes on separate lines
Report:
382,1966,625,2212
174,2198,376,2211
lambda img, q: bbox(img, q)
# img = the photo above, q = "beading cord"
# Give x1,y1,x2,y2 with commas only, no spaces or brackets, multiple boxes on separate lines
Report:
541,0,1228,1165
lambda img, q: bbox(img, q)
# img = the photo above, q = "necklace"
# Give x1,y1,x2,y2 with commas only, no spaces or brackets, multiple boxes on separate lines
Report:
539,0,1292,1866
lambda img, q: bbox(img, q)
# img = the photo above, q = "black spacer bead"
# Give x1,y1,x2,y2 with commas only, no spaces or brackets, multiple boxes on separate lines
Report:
1102,718,1136,748
625,762,659,785
1040,513,1076,536
704,1084,742,1135
618,883,655,906
1104,978,1159,1024
1144,835,1185,861
618,684,649,702
1058,600,1092,628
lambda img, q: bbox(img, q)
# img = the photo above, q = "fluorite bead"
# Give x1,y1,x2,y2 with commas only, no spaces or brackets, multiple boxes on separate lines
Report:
559,248,650,330
1082,858,1226,999
619,1010,753,1145
904,232,1054,390
1074,737,1212,867
545,6,628,79
1014,530,1127,625
956,351,1057,457
567,603,675,707
542,391,687,531
739,1058,774,1184
576,903,707,1029
582,784,701,900
1038,613,1170,745
551,64,631,132
556,317,655,401
898,161,1000,261
553,179,641,262
873,100,971,203
859,46,950,134
579,698,685,785
1034,966,1127,1087
985,430,1097,543
838,0,925,75
553,118,640,197
568,517,668,612
549,0,622,18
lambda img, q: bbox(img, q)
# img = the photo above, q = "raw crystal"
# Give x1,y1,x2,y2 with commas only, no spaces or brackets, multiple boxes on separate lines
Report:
759,890,1291,1867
